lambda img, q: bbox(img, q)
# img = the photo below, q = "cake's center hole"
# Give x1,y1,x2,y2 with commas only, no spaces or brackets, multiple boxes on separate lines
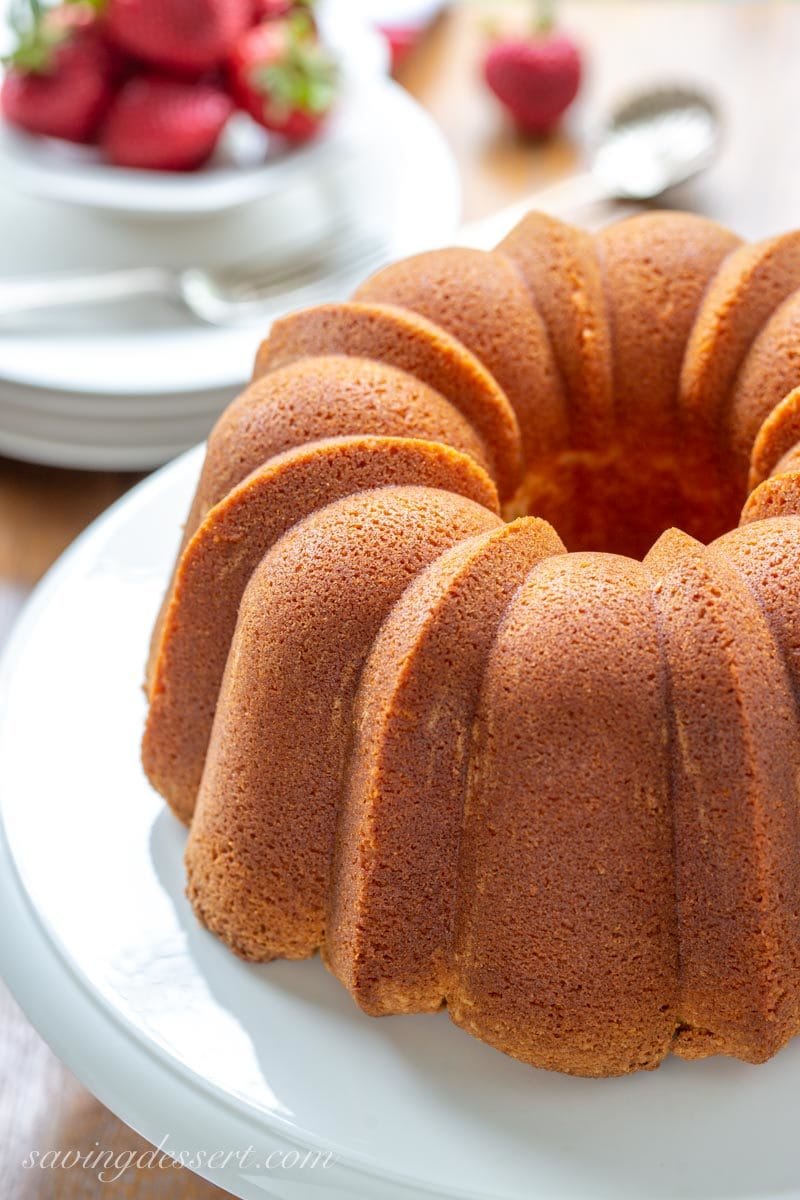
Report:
508,452,745,560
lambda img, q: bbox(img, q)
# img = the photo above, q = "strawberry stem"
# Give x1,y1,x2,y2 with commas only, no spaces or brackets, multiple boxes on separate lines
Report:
252,17,338,118
534,0,555,36
4,0,103,72
5,0,58,72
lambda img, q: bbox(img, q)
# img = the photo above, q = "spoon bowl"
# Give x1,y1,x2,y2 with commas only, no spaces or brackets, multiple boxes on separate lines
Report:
593,85,721,199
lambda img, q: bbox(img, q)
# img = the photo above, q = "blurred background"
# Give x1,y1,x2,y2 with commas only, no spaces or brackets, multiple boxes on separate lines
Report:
2,0,800,1194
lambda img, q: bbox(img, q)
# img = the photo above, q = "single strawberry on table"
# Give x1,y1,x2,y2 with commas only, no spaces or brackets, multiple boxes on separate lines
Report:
1,0,120,143
229,10,337,143
102,76,233,170
103,0,252,76
484,0,582,137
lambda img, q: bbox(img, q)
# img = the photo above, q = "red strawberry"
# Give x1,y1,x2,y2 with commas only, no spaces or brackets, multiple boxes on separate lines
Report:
229,13,337,143
379,24,423,72
102,76,233,170
251,0,293,18
1,2,119,144
250,0,317,24
484,4,581,137
104,0,252,76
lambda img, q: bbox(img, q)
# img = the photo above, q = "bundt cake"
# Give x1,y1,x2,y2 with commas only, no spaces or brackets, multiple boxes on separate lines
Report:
143,210,800,1078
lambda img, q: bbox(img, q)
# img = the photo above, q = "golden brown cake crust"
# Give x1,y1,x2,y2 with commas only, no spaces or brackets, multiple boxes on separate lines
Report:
498,210,614,452
774,444,800,475
189,355,491,529
741,471,800,524
679,232,800,437
677,233,800,541
646,530,800,1062
498,211,616,550
254,302,524,501
749,386,800,490
354,247,579,536
145,356,493,689
729,291,800,488
354,248,568,463
325,517,566,1016
450,551,678,1076
720,516,800,698
144,437,498,822
185,486,500,961
596,212,741,555
143,209,800,1078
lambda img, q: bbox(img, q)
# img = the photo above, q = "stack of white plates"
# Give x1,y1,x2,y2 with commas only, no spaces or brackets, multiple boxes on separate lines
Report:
0,379,236,470
0,5,460,470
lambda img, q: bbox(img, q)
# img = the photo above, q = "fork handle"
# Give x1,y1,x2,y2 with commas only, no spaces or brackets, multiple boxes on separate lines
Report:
0,267,178,319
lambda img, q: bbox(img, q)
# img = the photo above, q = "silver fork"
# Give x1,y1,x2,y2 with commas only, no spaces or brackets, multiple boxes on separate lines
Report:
0,223,389,328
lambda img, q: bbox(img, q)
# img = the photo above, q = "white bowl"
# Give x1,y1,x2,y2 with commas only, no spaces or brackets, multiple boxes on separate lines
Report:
0,0,388,218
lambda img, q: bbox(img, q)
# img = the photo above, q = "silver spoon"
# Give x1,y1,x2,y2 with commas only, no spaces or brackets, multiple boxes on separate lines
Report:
0,86,720,327
460,84,721,249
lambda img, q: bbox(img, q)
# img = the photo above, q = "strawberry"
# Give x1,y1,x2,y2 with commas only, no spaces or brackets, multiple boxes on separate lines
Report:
379,24,423,72
251,0,311,19
484,2,582,137
101,76,233,170
252,0,292,16
103,0,252,76
229,12,337,143
1,1,119,144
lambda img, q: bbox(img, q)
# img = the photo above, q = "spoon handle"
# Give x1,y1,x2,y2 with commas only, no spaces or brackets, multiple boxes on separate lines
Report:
458,171,615,250
0,267,177,319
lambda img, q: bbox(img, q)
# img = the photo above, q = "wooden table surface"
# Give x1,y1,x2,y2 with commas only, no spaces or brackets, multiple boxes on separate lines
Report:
3,3,800,1195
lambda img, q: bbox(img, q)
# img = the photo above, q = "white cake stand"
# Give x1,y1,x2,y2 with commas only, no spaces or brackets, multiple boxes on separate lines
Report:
1,450,799,1200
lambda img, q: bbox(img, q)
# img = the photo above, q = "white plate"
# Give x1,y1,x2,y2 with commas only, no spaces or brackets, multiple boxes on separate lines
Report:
0,378,235,419
0,385,235,469
1,450,799,1200
0,1,388,218
0,425,205,470
0,80,460,400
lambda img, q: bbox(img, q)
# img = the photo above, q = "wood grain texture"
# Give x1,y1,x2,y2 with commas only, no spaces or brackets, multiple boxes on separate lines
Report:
3,3,800,1194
